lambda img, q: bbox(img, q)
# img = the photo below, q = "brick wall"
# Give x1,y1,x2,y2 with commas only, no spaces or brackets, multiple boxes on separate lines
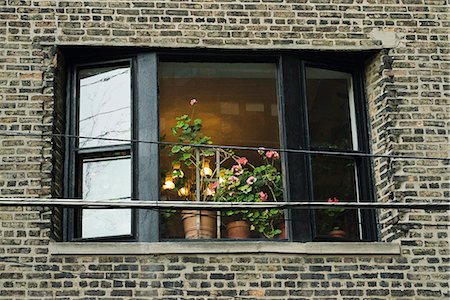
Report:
0,0,449,299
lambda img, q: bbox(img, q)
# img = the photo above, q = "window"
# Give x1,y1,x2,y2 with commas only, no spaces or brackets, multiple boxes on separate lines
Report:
63,50,377,242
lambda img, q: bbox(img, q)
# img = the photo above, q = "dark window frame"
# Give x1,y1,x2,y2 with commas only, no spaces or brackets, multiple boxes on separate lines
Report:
62,48,378,242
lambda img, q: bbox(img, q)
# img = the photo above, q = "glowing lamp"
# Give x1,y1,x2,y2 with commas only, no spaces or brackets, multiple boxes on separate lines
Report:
178,186,189,197
162,175,175,190
201,160,213,177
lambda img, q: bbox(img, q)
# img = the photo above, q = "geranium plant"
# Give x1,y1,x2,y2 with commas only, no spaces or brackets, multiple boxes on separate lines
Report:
211,149,284,238
317,197,347,236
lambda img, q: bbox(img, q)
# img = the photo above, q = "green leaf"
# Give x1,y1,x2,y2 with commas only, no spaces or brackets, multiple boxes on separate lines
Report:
171,145,181,153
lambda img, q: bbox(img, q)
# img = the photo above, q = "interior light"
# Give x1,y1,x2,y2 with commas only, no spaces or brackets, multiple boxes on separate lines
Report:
163,175,175,190
201,160,213,177
178,186,189,197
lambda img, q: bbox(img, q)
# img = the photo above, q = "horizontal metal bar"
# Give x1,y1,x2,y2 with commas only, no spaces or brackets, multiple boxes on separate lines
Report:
0,198,448,210
1,130,448,162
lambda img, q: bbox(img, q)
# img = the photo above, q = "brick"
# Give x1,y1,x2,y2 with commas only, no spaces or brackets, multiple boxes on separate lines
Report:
0,1,448,299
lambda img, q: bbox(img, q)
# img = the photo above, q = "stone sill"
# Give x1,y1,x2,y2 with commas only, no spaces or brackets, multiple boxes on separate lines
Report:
50,242,400,256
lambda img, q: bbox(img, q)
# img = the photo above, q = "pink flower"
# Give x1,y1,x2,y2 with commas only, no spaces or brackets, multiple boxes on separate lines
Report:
231,164,243,175
236,157,248,166
190,98,197,106
205,187,215,196
228,176,239,184
266,150,280,160
327,197,339,203
259,191,268,202
246,176,257,185
211,181,219,190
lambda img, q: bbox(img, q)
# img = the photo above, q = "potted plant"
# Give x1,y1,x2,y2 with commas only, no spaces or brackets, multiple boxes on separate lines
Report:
211,150,284,239
321,197,347,238
163,98,217,239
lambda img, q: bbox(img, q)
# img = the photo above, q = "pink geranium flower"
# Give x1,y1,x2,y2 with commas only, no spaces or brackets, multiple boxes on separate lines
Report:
211,181,219,190
231,164,243,175
246,176,257,185
190,98,197,106
327,197,339,203
259,191,268,202
265,150,280,160
228,176,239,184
236,157,248,166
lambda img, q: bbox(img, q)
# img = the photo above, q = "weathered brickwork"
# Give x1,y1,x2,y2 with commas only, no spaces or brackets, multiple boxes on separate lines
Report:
0,0,449,299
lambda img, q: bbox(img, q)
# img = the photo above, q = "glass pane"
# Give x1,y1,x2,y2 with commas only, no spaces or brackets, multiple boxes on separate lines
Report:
81,157,131,238
306,67,357,150
311,155,360,240
159,62,284,240
78,66,131,148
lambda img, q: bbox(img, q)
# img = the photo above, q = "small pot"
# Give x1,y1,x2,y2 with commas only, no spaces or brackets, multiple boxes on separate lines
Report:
181,210,216,239
328,229,346,238
278,221,287,239
226,220,250,239
274,220,287,239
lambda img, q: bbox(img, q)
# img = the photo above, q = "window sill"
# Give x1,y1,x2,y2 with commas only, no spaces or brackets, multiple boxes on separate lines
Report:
49,241,400,255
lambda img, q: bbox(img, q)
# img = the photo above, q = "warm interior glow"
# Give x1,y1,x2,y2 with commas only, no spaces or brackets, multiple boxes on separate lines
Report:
201,160,213,177
178,186,189,197
163,175,175,190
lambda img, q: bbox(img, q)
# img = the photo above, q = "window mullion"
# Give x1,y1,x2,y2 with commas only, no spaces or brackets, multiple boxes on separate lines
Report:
64,65,78,242
134,53,160,242
281,55,313,242
354,68,378,241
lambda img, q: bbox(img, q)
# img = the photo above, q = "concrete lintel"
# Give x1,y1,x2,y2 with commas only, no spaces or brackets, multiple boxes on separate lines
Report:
41,41,385,51
50,242,400,256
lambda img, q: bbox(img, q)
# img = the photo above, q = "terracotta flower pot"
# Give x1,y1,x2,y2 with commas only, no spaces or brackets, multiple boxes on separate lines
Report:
181,210,216,239
277,221,287,239
226,220,250,239
328,229,346,238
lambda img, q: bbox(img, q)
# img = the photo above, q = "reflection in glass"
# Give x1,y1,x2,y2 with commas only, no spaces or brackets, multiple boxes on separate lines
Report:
306,67,357,150
81,157,131,238
159,62,284,240
78,66,131,148
311,155,360,240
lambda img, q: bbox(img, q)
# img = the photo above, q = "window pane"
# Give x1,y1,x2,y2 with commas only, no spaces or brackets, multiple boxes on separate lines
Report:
159,63,280,148
311,155,360,240
78,66,131,148
306,67,357,150
81,157,131,238
159,62,284,240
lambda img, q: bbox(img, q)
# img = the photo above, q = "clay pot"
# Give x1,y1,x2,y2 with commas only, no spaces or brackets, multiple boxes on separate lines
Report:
328,229,346,238
226,220,250,239
181,210,216,239
277,221,287,240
